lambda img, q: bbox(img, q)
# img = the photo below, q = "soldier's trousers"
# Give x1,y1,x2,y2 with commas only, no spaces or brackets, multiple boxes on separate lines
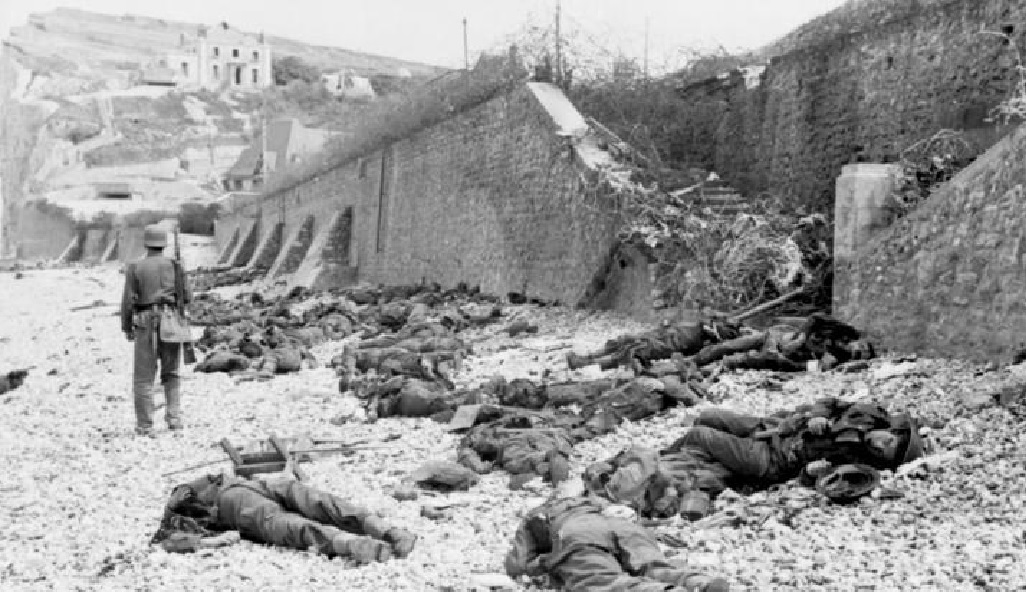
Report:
550,513,708,592
216,479,391,557
674,409,791,483
133,310,181,429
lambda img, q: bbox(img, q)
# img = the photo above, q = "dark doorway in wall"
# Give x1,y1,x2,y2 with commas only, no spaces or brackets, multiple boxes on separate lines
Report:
95,182,133,199
376,145,394,253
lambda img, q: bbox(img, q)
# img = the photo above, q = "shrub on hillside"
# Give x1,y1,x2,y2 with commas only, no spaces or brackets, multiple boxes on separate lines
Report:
272,56,321,86
46,101,102,144
262,52,527,195
179,203,221,235
368,74,415,97
570,79,690,166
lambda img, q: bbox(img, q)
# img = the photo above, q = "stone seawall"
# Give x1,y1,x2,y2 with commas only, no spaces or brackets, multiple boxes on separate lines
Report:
217,82,626,308
835,124,1026,360
671,0,1024,213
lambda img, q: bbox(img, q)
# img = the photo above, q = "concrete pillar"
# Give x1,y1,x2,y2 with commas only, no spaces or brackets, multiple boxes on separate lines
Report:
833,163,902,316
268,215,315,278
245,221,284,272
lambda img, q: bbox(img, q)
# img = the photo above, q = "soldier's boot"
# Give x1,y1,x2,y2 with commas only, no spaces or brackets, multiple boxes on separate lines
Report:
597,353,624,371
457,449,493,474
683,575,730,592
198,531,240,549
332,535,392,565
566,352,595,370
384,527,417,558
164,378,183,430
363,515,416,559
545,449,570,485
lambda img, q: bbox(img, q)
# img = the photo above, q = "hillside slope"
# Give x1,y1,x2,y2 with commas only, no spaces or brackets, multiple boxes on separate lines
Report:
4,8,446,80
0,8,448,257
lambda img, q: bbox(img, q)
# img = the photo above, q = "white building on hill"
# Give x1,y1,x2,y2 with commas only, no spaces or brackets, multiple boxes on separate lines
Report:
321,70,376,99
164,22,272,91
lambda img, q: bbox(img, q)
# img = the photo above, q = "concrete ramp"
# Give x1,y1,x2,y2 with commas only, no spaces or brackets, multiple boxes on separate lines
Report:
291,209,358,290
228,218,261,267
81,229,109,263
56,234,82,264
100,231,119,262
216,225,241,265
245,221,284,272
268,215,315,278
57,232,82,262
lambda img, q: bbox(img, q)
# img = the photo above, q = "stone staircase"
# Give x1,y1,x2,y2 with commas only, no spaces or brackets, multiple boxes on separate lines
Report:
693,179,749,216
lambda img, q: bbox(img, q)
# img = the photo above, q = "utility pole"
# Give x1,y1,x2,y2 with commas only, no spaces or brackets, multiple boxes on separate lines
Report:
462,18,470,70
554,0,562,85
261,94,268,189
644,17,650,81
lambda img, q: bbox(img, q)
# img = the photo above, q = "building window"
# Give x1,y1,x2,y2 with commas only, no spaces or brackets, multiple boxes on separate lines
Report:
232,48,240,58
252,68,259,84
233,179,243,190
253,50,259,61
213,46,219,57
181,62,189,76
235,66,242,85
212,64,219,80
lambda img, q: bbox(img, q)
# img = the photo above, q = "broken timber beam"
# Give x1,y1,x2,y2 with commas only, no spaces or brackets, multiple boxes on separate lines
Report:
727,287,807,325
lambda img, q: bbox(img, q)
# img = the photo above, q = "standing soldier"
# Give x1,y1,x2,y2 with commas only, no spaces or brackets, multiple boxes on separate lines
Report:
121,224,192,436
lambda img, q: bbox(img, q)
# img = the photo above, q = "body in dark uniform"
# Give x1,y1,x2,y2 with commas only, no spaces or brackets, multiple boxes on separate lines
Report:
120,225,192,435
151,473,417,563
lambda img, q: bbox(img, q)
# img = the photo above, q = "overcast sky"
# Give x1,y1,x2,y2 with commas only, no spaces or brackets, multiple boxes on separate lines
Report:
2,0,848,69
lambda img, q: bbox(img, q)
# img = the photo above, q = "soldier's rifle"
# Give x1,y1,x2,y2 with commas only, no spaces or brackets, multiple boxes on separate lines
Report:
160,433,402,478
172,225,197,365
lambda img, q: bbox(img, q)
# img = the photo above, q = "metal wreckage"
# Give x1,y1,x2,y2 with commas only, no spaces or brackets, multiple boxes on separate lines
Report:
153,268,927,592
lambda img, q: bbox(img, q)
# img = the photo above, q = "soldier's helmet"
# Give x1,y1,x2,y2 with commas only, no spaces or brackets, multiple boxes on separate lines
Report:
893,413,924,465
143,225,168,248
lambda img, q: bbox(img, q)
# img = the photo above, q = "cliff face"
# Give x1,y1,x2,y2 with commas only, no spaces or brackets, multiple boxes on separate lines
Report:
0,8,447,258
0,46,55,256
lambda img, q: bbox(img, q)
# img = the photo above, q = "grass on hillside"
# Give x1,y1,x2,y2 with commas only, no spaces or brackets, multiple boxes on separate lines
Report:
261,53,528,196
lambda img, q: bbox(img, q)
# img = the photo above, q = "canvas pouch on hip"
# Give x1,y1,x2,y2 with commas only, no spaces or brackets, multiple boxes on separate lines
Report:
159,305,194,343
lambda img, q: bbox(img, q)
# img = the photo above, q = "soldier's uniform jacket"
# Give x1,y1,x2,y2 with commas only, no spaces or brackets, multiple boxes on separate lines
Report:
752,397,921,476
120,255,192,333
504,497,610,577
458,410,576,479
